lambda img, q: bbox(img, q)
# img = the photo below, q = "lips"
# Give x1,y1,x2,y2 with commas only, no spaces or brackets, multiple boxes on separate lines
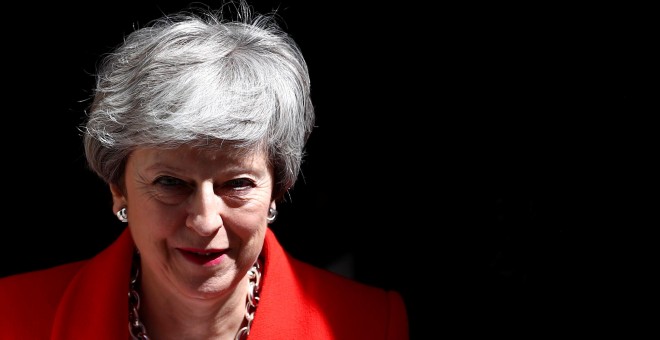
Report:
178,248,227,266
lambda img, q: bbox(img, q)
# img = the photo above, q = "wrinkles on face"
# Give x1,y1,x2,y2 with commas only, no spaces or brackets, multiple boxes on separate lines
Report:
121,145,274,300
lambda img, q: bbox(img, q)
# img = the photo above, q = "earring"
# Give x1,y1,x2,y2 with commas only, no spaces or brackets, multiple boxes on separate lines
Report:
267,208,278,224
116,207,128,223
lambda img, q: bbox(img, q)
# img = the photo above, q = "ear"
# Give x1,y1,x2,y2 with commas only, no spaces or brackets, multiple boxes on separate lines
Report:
110,183,127,213
270,201,277,211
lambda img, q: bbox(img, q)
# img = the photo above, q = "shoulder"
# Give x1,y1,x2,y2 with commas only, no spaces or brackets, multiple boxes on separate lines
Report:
0,261,87,337
0,260,86,298
290,256,407,308
277,256,410,339
264,227,408,313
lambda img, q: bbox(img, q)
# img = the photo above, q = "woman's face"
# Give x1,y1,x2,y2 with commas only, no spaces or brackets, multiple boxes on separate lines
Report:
112,145,273,300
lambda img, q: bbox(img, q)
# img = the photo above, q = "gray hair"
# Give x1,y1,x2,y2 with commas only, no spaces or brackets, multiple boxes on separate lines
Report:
82,1,315,200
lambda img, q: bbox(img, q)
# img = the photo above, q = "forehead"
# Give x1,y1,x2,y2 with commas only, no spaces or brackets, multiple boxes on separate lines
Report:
129,145,268,168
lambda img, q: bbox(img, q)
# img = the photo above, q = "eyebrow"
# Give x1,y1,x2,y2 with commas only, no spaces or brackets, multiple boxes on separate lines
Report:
143,160,264,177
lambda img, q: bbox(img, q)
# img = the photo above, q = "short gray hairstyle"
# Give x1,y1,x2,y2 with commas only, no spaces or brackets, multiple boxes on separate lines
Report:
82,1,315,200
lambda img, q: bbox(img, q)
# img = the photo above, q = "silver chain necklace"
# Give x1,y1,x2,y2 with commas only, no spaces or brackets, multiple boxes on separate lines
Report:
128,255,262,340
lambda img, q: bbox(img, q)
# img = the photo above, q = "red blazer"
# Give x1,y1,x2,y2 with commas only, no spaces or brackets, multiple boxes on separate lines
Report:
0,228,409,339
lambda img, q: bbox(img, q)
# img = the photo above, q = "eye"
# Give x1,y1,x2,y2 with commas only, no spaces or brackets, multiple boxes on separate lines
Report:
154,176,186,187
148,175,192,205
225,178,255,191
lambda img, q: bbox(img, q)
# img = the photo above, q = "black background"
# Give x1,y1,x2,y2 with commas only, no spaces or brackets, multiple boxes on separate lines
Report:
1,1,651,338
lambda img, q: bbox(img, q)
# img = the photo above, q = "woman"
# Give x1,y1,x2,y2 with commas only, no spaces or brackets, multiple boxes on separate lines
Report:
0,1,408,339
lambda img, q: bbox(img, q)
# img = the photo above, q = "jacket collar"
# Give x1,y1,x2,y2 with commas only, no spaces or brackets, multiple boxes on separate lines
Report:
51,227,134,339
50,227,302,339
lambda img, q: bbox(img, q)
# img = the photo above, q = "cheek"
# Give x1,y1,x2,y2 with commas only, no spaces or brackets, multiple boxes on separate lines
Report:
129,203,182,240
222,201,270,242
225,208,266,235
230,214,267,264
226,190,272,226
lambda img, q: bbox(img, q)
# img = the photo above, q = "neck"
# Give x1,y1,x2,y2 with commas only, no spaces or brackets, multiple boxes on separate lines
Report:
140,281,248,339
129,256,262,340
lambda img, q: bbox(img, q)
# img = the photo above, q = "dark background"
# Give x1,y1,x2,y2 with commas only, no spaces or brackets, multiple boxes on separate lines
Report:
1,1,650,338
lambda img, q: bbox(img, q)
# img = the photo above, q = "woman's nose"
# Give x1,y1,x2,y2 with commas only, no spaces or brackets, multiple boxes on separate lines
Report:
186,184,223,236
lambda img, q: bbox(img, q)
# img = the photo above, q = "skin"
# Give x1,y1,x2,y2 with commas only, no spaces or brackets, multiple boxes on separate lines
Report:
111,145,275,339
